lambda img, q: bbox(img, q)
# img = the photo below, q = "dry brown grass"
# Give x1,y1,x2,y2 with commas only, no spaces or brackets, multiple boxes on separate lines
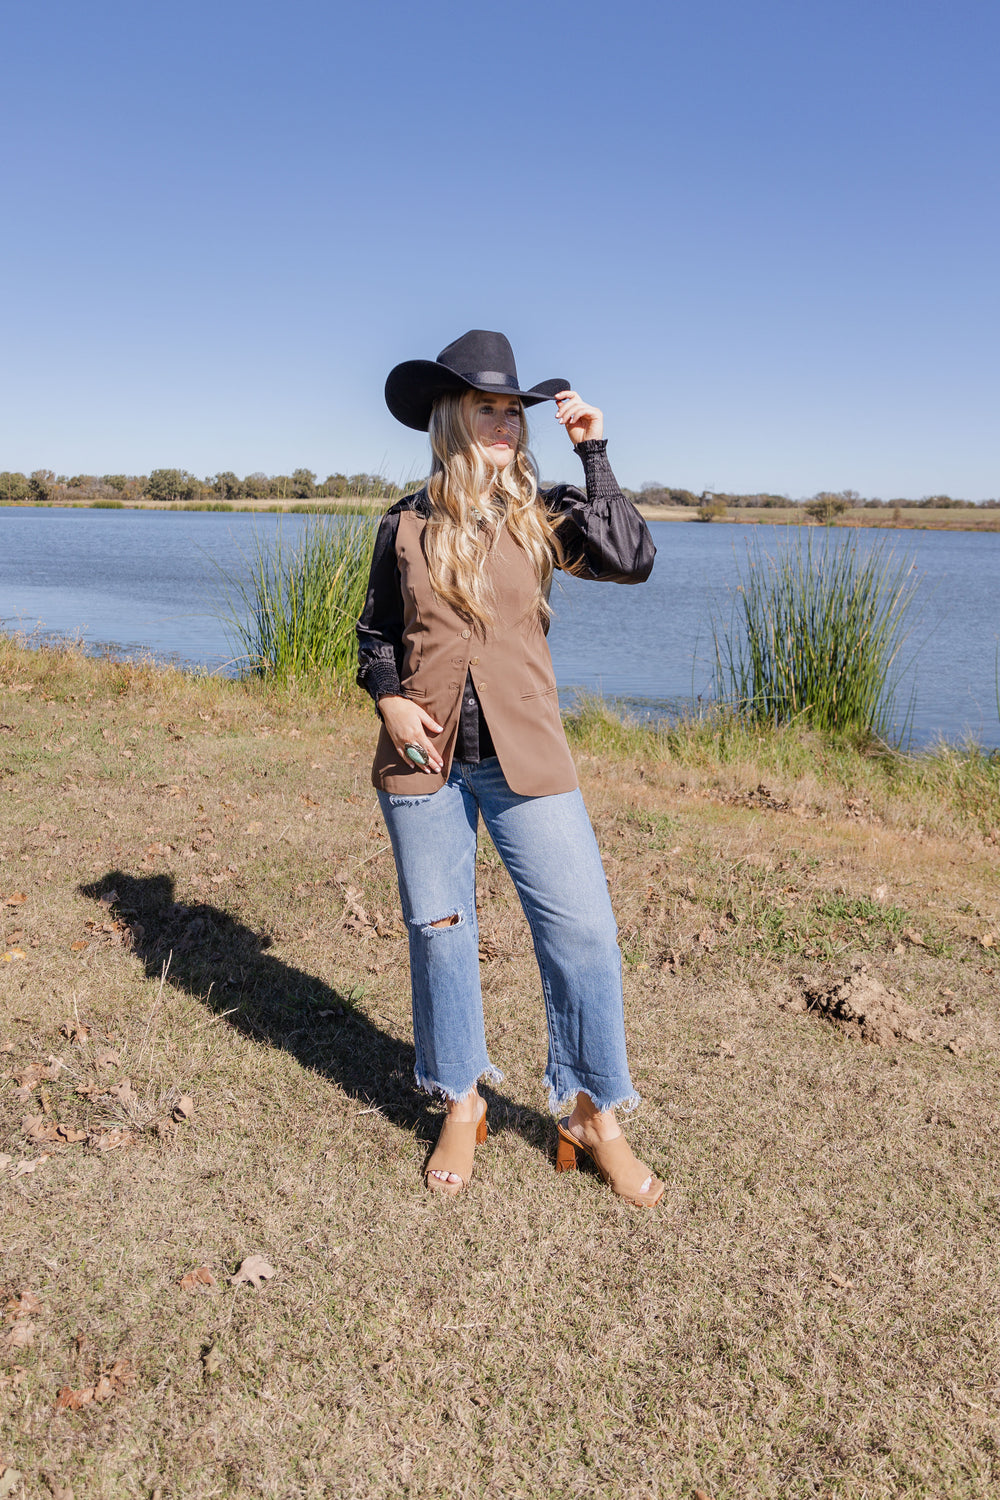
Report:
2,643,1000,1498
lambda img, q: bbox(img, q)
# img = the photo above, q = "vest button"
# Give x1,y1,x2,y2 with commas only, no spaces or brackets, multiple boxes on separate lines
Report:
470,656,480,665
460,629,471,639
479,683,487,690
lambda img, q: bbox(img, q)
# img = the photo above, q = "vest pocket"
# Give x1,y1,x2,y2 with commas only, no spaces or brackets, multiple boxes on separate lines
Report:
520,685,558,700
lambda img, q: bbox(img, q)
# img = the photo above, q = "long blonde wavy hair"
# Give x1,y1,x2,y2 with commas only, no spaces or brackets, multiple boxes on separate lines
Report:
423,390,567,634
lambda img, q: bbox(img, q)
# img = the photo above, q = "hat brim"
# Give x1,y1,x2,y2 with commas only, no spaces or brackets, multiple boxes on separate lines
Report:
385,360,568,432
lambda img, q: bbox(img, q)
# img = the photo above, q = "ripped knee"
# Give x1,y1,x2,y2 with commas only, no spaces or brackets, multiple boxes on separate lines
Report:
412,907,466,934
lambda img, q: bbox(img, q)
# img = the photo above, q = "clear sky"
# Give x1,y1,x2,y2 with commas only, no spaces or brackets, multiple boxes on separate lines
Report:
2,0,997,498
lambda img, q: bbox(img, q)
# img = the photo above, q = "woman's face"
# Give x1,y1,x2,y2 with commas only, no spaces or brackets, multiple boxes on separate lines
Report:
465,390,522,469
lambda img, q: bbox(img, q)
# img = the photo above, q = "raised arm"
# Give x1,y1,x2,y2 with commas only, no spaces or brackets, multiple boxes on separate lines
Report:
543,389,655,583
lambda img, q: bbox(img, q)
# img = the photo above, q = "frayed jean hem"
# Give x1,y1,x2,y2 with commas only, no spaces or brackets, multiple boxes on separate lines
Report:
545,1080,641,1117
414,1063,504,1104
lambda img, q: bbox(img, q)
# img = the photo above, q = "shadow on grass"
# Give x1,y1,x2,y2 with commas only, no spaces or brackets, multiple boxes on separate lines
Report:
78,871,553,1154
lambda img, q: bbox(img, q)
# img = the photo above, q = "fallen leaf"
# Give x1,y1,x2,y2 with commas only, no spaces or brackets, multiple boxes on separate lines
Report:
0,1155,10,1172
12,1155,50,1177
87,1128,134,1151
3,1319,34,1349
108,1078,135,1106
828,1271,853,1289
43,1477,74,1500
60,1022,90,1043
69,940,88,953
55,1385,94,1411
1,950,26,962
903,928,927,947
5,1289,43,1317
4,892,27,906
694,1490,714,1500
172,1095,194,1122
202,1342,224,1376
0,1470,24,1499
179,1265,217,1292
21,1114,84,1145
981,933,996,950
94,1048,121,1070
230,1254,276,1290
92,1374,114,1402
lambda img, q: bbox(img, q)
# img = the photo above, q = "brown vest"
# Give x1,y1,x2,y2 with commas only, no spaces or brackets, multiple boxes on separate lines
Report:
371,510,579,797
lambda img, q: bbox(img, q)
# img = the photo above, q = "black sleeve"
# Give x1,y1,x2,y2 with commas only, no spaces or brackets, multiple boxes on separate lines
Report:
356,509,406,702
544,438,655,583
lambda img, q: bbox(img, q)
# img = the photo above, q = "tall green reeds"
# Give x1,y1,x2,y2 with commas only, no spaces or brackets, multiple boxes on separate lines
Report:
713,530,919,741
221,513,378,687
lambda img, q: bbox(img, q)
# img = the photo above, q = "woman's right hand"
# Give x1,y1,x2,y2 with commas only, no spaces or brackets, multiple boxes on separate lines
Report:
377,696,445,775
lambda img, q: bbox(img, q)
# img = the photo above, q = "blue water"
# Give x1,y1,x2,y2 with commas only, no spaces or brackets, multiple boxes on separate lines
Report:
2,507,998,749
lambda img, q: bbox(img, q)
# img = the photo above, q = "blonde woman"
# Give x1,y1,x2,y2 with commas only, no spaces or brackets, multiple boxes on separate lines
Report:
357,330,663,1207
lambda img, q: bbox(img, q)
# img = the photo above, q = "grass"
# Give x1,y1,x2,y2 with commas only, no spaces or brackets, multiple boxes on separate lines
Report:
218,512,378,687
2,641,1000,1498
712,530,919,740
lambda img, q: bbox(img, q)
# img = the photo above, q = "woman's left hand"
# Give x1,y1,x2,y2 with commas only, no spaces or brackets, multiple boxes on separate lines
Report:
554,390,604,445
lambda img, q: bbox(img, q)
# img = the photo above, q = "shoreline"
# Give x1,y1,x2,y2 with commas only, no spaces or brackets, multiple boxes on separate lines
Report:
4,497,1000,531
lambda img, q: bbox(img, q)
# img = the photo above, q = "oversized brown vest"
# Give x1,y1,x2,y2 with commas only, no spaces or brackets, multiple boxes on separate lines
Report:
371,510,579,797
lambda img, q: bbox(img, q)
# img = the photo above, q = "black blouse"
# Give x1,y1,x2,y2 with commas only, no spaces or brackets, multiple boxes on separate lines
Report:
356,439,655,761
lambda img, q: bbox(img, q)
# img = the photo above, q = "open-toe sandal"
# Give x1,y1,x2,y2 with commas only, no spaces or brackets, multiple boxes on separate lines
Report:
424,1099,488,1197
555,1118,664,1208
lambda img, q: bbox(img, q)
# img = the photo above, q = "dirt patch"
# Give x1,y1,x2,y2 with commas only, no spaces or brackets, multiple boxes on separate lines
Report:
788,960,967,1050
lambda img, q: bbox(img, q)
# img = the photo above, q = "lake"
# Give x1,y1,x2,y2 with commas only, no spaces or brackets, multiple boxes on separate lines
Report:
2,507,998,749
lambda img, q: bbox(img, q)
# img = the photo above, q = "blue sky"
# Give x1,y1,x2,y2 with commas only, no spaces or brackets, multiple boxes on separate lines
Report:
2,0,997,498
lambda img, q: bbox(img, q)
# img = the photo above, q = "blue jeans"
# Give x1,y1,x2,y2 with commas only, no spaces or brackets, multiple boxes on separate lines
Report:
377,757,639,1114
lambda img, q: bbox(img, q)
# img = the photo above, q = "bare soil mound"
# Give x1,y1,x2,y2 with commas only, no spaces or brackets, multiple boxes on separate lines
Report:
792,960,966,1050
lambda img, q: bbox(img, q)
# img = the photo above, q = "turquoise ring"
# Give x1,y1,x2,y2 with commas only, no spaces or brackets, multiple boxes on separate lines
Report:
404,742,430,767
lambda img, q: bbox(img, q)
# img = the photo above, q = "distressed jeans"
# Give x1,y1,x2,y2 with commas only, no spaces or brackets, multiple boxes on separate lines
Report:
377,756,639,1114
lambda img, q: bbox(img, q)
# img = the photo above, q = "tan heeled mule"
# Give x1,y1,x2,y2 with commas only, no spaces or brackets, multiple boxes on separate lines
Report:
555,1118,664,1208
424,1099,488,1196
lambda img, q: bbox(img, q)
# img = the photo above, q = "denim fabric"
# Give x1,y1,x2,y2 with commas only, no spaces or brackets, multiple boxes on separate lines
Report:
378,757,639,1114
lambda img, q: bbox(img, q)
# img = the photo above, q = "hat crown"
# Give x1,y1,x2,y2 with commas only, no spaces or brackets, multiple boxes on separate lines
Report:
436,330,518,389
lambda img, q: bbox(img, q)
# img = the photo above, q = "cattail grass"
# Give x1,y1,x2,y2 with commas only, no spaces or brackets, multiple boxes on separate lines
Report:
220,513,378,687
713,529,919,741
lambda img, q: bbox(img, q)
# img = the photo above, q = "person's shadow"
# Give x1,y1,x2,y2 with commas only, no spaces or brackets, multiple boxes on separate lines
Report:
79,871,552,1151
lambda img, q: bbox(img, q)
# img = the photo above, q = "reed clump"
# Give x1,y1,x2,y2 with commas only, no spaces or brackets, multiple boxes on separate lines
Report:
221,513,378,687
713,530,918,741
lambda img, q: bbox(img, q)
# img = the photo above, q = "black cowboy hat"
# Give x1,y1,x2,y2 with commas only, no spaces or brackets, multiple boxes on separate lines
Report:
385,329,568,431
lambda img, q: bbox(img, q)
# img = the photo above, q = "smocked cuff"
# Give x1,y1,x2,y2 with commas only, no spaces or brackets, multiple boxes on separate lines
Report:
574,438,608,457
361,659,403,705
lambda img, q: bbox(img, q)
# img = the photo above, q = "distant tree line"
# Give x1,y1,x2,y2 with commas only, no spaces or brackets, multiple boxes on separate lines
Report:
0,468,408,505
1,469,997,511
622,483,999,512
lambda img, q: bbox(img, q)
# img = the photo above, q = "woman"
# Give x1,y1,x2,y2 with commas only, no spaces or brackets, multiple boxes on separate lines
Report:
357,329,662,1207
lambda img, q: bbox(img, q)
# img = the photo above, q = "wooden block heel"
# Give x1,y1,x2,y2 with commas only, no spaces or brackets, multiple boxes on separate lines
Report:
555,1130,579,1173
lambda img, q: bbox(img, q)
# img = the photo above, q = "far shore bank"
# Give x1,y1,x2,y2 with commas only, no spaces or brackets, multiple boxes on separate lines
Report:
4,498,1000,531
